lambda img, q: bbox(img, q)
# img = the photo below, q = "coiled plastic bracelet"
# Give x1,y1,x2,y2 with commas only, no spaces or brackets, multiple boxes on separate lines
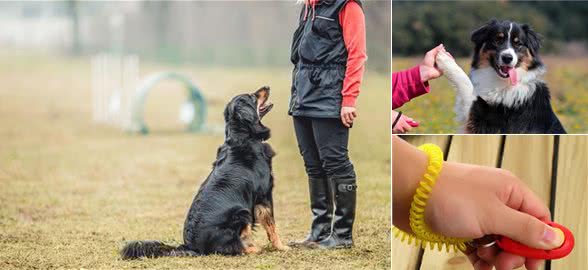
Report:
393,143,470,252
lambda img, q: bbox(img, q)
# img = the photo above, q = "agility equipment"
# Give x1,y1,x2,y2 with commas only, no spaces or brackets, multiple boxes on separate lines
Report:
129,72,206,134
91,54,139,129
91,54,207,134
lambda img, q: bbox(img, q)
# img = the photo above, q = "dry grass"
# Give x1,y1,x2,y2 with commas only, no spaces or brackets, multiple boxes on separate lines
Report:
0,50,390,269
393,56,588,134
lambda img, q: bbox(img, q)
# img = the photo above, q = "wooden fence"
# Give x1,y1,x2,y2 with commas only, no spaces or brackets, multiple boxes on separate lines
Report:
392,135,587,270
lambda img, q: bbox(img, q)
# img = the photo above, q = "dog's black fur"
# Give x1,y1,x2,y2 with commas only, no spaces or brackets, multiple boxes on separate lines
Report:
468,85,566,133
467,19,566,134
120,86,285,259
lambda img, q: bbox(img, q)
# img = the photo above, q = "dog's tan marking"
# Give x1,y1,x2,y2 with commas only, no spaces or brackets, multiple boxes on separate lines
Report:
255,205,289,251
477,45,494,68
521,48,534,70
240,223,258,254
244,245,260,254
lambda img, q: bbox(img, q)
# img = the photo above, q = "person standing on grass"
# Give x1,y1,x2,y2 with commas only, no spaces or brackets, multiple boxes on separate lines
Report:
288,0,366,249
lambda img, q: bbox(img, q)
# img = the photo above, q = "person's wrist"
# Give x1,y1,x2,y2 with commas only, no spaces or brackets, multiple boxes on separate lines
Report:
419,65,429,83
392,137,429,231
342,96,356,107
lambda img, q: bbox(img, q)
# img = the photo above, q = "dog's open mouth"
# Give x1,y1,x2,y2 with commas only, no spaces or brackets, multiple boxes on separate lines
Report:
496,65,518,85
255,86,273,119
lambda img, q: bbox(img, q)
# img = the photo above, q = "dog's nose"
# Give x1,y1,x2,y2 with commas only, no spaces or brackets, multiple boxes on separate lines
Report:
501,54,514,64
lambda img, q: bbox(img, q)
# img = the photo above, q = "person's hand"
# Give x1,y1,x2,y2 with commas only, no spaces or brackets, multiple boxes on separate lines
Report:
341,106,357,128
392,110,418,134
419,44,446,83
424,163,565,270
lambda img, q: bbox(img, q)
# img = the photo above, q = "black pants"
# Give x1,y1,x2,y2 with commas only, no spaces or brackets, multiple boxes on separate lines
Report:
293,116,356,180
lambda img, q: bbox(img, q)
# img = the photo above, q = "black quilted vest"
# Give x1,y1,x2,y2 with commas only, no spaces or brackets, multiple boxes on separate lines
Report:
288,0,362,118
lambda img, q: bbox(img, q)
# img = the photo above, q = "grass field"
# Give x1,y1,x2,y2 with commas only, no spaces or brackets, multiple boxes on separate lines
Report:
0,50,390,269
393,56,588,134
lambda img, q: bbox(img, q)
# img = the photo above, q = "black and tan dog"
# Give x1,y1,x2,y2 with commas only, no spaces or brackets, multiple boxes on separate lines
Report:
121,86,289,259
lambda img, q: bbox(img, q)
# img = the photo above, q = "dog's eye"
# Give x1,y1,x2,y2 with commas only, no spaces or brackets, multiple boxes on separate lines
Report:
494,34,504,43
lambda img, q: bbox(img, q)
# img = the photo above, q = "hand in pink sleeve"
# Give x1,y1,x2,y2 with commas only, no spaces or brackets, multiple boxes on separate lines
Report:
392,66,430,109
392,44,446,109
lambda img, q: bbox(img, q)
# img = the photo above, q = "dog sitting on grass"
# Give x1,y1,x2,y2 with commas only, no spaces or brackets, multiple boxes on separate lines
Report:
121,86,289,259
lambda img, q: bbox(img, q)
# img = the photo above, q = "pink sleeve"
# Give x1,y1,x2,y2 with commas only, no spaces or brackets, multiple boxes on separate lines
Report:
392,66,430,109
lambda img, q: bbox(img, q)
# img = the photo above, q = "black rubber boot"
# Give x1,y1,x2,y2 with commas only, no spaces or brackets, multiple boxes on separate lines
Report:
315,177,356,249
288,178,334,247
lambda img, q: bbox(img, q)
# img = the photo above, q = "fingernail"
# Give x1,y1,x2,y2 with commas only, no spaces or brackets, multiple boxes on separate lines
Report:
543,226,564,248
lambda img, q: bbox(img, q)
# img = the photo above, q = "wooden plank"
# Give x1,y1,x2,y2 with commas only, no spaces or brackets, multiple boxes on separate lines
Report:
392,135,450,270
552,136,588,270
419,135,502,270
501,136,554,270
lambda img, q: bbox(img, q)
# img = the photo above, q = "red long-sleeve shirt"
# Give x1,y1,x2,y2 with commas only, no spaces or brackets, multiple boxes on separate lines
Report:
305,0,366,108
339,0,367,107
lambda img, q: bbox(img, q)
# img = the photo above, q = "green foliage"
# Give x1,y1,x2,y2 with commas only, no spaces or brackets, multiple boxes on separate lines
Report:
393,1,588,56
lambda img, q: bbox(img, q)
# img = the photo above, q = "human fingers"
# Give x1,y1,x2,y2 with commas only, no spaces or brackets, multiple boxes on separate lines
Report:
399,121,412,133
489,204,563,250
476,246,499,263
494,251,525,270
341,113,350,128
344,112,353,125
524,259,544,270
424,44,444,66
473,260,493,270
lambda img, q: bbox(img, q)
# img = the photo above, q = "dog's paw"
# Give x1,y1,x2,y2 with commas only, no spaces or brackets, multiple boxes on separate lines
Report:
435,51,455,72
275,245,291,251
244,245,260,254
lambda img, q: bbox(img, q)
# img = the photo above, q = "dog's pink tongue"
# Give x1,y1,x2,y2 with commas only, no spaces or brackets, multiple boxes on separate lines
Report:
508,68,518,86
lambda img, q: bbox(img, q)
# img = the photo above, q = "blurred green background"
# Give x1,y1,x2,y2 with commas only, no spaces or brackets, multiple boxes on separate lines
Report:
393,0,588,57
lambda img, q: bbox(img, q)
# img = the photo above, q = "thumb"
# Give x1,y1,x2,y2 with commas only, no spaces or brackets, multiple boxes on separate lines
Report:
492,206,565,250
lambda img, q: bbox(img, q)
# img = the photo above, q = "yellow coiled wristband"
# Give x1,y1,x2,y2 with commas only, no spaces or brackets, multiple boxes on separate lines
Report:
393,143,470,252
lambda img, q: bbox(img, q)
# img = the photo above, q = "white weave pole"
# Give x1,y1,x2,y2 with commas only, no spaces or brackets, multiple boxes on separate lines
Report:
435,51,476,131
121,55,139,129
91,53,139,129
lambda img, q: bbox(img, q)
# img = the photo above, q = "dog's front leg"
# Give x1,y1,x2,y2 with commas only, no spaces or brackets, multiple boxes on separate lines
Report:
254,204,289,251
435,50,476,132
240,223,260,254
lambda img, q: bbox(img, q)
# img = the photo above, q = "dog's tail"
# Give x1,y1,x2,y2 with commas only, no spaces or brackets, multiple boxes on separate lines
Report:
120,241,198,260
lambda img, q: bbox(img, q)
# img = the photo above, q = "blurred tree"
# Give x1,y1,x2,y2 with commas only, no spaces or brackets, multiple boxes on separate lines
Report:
67,0,80,55
393,1,588,57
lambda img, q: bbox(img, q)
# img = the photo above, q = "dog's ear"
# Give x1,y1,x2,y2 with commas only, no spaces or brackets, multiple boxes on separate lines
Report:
471,19,497,45
522,24,543,55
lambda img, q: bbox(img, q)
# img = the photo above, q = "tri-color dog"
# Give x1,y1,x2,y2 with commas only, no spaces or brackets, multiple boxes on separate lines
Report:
437,19,566,134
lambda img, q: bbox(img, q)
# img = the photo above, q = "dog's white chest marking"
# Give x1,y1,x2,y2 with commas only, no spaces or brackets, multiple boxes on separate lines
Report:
470,67,544,108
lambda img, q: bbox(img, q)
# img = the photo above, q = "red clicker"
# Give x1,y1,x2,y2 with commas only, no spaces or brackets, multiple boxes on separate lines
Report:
497,221,575,260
